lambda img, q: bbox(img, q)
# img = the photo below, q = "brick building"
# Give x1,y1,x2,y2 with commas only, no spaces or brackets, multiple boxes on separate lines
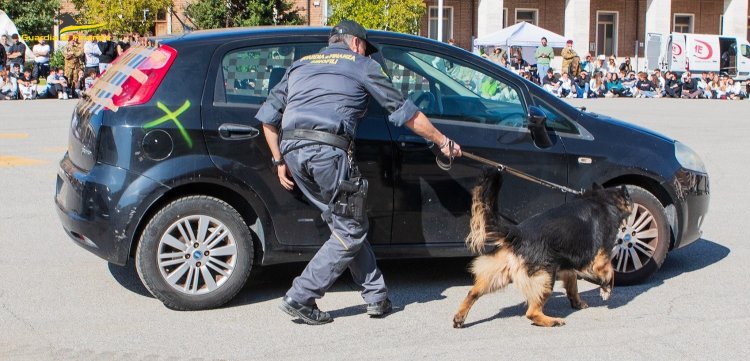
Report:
58,0,749,58
294,0,749,58
58,0,194,36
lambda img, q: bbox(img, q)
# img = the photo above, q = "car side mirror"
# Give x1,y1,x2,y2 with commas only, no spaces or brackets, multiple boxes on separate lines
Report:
527,106,553,149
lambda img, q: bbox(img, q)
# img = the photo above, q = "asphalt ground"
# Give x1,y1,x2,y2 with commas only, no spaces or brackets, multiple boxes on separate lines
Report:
0,98,748,360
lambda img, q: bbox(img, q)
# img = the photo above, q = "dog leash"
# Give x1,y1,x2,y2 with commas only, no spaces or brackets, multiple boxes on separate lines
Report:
433,142,583,196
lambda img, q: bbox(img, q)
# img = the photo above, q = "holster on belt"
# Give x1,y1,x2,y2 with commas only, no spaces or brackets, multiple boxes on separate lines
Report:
331,164,368,222
280,128,367,222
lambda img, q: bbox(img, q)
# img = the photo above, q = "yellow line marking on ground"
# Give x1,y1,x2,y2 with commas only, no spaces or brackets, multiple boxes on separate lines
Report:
0,133,29,139
0,156,47,167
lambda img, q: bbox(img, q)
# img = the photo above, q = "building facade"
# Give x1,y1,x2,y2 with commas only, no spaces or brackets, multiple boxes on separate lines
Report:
293,0,749,58
59,0,194,36
58,0,749,58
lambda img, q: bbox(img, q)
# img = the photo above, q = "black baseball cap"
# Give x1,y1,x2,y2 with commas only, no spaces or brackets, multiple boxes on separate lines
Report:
330,19,378,55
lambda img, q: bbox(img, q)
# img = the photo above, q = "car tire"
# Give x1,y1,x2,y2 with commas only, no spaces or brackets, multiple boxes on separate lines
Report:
135,196,253,310
611,185,669,285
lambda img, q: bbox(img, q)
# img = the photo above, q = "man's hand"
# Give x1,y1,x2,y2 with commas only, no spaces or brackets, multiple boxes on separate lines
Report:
439,137,462,158
276,164,294,190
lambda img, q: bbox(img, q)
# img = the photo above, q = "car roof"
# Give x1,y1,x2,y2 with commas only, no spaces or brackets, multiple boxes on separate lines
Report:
161,26,445,48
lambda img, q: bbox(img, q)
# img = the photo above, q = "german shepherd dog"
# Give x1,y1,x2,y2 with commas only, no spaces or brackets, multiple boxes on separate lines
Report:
453,170,633,328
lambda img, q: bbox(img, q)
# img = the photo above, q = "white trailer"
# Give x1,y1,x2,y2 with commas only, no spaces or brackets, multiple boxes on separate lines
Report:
646,32,750,80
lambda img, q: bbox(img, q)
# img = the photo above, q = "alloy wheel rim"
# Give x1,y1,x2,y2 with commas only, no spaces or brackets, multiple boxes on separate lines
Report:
157,215,238,294
612,203,659,273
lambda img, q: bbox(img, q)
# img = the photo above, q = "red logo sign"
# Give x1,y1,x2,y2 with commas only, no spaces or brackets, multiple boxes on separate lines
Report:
672,43,683,56
694,40,713,60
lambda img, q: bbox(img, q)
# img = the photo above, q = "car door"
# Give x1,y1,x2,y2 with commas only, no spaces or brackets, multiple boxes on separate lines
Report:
201,38,394,247
377,43,570,245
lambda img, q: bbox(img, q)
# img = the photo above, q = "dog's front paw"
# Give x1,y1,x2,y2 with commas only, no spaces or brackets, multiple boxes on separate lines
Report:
570,299,589,310
453,315,465,329
551,318,566,327
532,317,566,327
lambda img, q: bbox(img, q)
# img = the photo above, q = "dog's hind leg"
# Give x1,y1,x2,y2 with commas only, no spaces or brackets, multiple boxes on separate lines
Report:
519,270,565,327
452,277,491,328
559,270,588,310
452,251,513,328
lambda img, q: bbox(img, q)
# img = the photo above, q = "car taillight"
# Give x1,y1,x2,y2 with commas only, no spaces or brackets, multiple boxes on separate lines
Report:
110,45,177,108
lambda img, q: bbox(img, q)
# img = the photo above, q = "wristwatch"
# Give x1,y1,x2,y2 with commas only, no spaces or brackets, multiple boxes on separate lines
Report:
271,157,285,166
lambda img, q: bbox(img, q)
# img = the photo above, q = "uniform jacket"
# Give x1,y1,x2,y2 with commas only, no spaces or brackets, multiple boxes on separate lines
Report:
256,43,419,138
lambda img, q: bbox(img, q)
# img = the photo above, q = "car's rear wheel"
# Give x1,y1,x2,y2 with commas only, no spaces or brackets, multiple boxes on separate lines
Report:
136,196,253,310
611,186,669,285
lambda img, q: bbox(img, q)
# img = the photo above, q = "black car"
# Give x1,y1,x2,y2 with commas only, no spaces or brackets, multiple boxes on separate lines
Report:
55,27,709,310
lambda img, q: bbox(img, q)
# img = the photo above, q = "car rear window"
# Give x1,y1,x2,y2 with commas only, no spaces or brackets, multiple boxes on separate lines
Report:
219,43,326,105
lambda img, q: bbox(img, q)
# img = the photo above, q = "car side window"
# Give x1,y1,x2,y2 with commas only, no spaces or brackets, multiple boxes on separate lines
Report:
219,43,325,105
742,45,750,58
532,97,579,134
386,60,432,105
381,46,527,129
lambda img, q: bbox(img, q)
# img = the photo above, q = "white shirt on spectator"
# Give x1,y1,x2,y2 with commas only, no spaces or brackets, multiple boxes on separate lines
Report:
33,43,50,63
656,76,665,91
560,78,572,91
589,79,606,94
84,41,101,68
729,83,743,95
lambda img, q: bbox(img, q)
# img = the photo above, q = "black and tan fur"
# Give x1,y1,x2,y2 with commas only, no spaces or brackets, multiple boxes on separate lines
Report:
453,170,633,328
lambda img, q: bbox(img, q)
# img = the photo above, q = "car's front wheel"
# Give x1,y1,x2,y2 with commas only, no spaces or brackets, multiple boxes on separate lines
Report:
136,196,253,310
611,186,669,285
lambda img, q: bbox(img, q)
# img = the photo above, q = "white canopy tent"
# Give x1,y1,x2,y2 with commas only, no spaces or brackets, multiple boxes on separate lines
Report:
474,22,568,64
0,10,35,61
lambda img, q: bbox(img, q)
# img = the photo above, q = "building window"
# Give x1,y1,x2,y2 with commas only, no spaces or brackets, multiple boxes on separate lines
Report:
323,0,331,25
596,12,618,56
673,14,694,33
503,8,508,28
747,17,749,40
428,6,453,43
515,9,538,25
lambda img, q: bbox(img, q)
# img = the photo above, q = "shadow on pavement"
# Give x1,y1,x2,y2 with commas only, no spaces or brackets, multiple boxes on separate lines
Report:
601,237,730,309
226,257,474,317
108,262,153,298
108,238,727,322
108,255,474,314
459,238,729,328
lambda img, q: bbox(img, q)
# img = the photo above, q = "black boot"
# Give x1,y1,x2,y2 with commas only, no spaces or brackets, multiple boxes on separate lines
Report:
279,296,333,325
366,298,392,317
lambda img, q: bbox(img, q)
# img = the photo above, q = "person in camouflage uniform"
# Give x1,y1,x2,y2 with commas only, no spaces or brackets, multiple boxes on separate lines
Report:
64,34,84,88
561,40,579,76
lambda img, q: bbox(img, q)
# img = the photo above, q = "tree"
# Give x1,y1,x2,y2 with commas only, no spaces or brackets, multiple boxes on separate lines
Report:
185,0,304,30
327,0,425,34
71,0,173,35
0,0,60,38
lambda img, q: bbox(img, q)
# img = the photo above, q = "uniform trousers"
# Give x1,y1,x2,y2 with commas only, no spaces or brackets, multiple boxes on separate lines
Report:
281,141,388,306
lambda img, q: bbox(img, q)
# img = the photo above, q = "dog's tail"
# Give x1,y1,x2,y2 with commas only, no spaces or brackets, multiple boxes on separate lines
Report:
466,169,508,254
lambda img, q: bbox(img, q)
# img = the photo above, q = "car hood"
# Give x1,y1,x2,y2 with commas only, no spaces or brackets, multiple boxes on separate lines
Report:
586,112,675,144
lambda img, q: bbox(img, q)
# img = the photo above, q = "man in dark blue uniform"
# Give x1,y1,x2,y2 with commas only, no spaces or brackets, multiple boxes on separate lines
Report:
256,20,462,325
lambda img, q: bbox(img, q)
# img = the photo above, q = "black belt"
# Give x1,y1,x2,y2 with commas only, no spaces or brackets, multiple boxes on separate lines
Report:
281,129,351,151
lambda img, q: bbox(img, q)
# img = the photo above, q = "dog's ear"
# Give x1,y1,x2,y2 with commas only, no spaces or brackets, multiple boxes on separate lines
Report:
591,182,604,190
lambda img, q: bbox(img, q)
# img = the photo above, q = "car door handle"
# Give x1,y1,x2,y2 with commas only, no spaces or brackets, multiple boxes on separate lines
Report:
218,123,260,140
397,135,432,151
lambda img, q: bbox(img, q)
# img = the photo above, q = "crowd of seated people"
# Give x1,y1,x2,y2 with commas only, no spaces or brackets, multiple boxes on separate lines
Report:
1,30,151,101
0,64,97,100
484,48,748,100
